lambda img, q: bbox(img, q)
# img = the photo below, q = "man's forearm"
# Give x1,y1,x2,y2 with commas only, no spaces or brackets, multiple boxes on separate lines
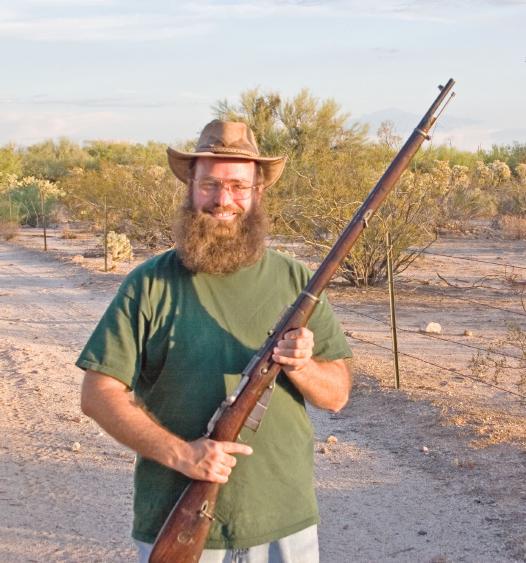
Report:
81,374,186,469
285,358,351,412
80,370,253,482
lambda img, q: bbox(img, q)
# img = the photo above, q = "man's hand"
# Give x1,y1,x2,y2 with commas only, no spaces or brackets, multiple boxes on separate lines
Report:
271,328,351,412
177,438,252,484
81,370,253,481
272,327,314,375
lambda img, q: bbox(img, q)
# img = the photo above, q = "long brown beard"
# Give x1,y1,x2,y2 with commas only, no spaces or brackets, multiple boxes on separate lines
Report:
173,198,268,275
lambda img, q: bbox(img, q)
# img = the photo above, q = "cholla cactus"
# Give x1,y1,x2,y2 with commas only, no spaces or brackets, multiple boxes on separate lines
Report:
451,165,470,189
489,160,511,185
431,160,452,192
106,231,133,262
474,161,493,188
18,176,65,197
0,173,19,193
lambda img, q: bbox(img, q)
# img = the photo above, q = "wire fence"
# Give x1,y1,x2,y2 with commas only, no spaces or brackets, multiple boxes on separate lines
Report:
13,227,526,408
334,239,526,405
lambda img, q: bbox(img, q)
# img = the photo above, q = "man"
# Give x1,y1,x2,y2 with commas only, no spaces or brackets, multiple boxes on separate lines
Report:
78,120,352,562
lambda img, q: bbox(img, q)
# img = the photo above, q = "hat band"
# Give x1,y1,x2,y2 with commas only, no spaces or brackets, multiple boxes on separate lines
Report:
196,146,259,158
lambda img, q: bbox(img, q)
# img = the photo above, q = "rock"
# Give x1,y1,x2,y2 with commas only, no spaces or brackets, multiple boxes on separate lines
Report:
421,446,430,455
420,322,442,334
463,329,473,337
71,442,81,452
417,529,428,536
326,435,338,445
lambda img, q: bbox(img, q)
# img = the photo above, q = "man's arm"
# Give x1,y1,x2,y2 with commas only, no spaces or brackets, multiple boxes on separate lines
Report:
80,370,252,483
272,327,351,412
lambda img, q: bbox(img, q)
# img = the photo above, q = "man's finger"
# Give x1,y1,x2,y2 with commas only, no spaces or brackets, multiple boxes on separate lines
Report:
276,339,312,350
221,454,237,468
221,442,253,456
284,328,313,340
273,353,308,366
274,347,309,359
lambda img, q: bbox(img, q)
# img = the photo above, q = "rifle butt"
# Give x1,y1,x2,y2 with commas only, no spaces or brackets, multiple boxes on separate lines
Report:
149,481,221,563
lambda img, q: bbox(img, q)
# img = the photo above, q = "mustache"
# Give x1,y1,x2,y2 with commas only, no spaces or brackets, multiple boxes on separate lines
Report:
201,205,242,214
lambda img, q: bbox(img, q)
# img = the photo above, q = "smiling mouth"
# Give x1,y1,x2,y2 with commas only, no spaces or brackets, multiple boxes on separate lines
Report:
205,208,240,221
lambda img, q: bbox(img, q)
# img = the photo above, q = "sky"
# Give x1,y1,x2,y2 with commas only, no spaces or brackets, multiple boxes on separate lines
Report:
1,0,525,151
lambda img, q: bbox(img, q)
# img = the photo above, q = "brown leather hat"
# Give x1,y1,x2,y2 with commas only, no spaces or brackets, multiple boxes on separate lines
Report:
167,120,287,189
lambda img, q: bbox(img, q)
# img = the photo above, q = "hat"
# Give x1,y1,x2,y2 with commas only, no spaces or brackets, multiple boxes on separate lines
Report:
167,120,287,189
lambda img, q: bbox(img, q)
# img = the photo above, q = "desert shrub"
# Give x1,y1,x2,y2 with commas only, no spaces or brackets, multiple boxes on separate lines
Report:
106,231,133,262
21,138,91,180
6,177,64,226
445,186,497,220
85,140,169,168
489,160,512,185
491,215,526,239
0,221,18,240
60,162,185,247
469,322,526,394
496,181,526,216
472,160,493,188
0,197,19,224
279,163,448,286
516,164,526,185
482,142,526,171
61,226,77,239
0,145,23,177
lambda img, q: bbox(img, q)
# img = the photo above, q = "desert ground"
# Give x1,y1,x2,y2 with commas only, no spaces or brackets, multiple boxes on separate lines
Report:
0,227,525,562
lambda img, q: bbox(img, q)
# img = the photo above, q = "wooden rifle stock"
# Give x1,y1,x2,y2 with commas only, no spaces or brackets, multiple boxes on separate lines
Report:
149,79,456,563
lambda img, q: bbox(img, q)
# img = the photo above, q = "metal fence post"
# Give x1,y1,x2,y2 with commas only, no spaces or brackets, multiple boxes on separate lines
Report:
40,190,48,251
386,232,401,389
103,194,108,272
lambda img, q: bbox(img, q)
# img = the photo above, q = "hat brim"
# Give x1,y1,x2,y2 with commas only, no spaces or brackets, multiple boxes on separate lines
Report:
167,147,287,189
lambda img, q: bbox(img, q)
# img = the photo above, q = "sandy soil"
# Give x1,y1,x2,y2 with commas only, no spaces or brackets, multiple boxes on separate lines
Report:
0,228,525,562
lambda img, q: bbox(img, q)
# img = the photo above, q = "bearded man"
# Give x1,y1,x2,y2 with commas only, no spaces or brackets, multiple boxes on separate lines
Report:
78,120,352,563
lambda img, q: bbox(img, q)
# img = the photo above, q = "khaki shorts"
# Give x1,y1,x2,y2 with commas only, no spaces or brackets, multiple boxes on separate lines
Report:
135,525,319,563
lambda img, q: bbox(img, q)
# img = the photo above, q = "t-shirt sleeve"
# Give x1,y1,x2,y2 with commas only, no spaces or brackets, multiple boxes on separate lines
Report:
308,290,352,361
75,288,149,389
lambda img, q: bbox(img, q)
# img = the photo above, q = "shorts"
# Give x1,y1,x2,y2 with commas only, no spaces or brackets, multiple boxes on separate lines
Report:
134,525,319,563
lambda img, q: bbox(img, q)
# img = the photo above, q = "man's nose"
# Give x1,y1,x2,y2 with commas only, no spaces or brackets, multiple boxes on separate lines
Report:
214,186,235,207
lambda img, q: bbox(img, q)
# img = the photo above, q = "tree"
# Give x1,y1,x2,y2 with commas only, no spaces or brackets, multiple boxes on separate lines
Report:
0,145,23,177
21,138,91,181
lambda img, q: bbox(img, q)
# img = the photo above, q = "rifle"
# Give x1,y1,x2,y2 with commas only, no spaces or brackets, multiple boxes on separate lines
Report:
149,78,456,563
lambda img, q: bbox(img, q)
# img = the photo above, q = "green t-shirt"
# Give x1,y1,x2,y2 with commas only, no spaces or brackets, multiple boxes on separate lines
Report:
76,248,351,548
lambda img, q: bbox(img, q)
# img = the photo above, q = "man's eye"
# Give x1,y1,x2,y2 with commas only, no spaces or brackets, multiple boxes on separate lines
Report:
200,181,217,190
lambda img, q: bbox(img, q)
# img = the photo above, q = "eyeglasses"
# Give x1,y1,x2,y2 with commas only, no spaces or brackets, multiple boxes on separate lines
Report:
192,177,257,200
